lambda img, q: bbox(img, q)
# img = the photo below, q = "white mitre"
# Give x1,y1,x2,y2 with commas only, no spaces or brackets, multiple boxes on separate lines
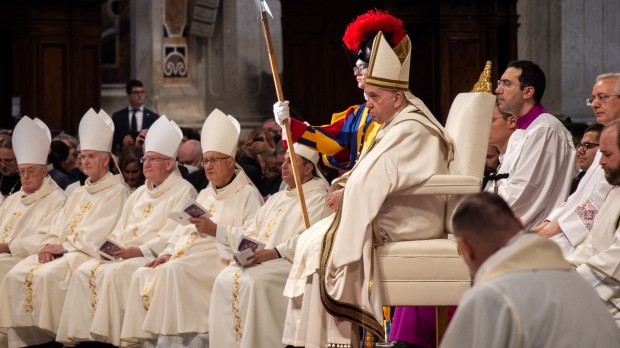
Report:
79,108,114,152
12,116,51,165
293,143,319,166
144,115,182,158
201,108,240,157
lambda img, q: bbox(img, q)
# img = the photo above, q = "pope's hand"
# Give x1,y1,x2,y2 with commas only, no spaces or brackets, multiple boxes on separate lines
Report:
273,101,290,127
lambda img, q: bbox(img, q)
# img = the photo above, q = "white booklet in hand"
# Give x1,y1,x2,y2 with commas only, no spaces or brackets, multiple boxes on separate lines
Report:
98,239,123,261
233,235,265,267
167,198,212,225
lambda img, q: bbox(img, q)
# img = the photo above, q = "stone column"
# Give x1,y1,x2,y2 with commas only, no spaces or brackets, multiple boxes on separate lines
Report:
517,0,620,123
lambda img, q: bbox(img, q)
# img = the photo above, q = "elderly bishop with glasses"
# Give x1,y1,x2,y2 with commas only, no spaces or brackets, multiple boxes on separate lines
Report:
532,73,620,256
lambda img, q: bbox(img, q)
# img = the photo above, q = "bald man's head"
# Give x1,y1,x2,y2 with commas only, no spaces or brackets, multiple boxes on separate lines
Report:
177,139,202,167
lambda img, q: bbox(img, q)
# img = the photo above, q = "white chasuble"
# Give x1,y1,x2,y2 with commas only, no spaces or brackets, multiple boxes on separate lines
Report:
56,169,196,346
318,104,450,346
0,176,66,282
0,172,129,347
120,169,263,343
208,177,328,348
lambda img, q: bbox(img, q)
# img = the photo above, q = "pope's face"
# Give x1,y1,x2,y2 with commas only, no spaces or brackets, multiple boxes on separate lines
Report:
364,86,400,124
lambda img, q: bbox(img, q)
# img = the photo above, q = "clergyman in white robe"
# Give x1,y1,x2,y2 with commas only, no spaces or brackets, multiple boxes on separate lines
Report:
56,169,196,346
567,186,620,324
0,171,130,347
0,176,66,281
485,113,576,230
208,176,328,348
441,233,620,347
545,151,613,256
120,168,263,345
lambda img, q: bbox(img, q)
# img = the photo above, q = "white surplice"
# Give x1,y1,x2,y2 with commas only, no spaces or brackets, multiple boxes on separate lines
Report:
208,177,328,348
120,169,263,345
545,151,613,255
0,177,66,281
441,233,620,347
567,186,620,322
485,114,576,230
56,169,196,346
0,172,130,347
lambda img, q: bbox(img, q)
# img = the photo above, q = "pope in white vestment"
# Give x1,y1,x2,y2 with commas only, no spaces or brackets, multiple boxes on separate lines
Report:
314,32,453,346
442,232,620,347
120,110,264,347
209,145,329,348
56,116,197,346
0,109,130,347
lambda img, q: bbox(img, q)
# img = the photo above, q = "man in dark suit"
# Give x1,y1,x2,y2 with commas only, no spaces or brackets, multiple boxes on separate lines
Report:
111,79,159,154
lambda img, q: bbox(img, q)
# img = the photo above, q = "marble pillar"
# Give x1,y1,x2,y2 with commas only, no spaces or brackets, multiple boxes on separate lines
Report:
517,0,620,123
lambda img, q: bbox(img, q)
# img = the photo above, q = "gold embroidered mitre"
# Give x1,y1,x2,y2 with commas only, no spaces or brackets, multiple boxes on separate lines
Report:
471,60,493,93
365,31,411,91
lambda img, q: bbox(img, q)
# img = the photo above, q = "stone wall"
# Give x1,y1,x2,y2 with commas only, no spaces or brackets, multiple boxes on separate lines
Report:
102,0,282,131
517,0,620,123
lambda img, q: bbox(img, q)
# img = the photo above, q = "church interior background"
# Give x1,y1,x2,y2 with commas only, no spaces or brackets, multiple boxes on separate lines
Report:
0,0,618,135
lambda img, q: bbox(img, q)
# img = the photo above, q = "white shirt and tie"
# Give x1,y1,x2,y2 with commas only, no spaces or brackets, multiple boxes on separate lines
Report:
128,106,144,132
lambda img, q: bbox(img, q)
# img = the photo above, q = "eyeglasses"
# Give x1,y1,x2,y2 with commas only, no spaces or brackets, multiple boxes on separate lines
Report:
200,157,229,166
497,79,521,88
353,65,368,75
131,90,146,95
0,158,16,164
18,168,40,177
585,94,620,106
576,142,599,150
140,156,170,163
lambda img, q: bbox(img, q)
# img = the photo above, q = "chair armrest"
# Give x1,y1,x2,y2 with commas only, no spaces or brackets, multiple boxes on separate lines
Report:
399,175,482,195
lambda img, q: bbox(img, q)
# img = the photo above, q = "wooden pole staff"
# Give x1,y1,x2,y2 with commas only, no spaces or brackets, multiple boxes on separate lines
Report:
257,1,310,228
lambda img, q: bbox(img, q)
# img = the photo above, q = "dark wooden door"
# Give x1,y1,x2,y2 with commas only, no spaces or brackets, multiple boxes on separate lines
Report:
281,0,517,125
0,0,102,135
